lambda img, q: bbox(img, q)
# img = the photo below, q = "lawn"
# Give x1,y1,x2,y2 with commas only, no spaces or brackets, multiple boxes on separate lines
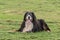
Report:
0,0,60,40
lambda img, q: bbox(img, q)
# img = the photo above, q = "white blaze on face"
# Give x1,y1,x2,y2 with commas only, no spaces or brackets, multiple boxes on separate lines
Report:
26,15,32,21
22,20,33,32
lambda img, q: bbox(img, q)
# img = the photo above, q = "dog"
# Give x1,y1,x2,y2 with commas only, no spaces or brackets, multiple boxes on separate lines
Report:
17,11,51,32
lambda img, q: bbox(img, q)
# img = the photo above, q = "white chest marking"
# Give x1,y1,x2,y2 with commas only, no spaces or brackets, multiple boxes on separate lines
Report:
22,21,33,32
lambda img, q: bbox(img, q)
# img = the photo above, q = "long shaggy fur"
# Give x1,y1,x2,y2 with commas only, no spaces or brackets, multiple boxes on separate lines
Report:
18,11,51,32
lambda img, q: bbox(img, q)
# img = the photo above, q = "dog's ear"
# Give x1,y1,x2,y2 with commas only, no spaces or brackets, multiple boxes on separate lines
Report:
24,12,28,21
31,12,36,21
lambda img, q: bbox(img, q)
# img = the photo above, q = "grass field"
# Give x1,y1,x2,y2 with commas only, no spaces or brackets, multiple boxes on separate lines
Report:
0,0,60,40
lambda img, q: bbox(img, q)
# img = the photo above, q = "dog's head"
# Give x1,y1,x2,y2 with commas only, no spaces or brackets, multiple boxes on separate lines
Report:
24,11,36,22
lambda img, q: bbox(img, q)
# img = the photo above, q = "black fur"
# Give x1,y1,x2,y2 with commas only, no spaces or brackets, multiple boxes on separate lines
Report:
18,11,51,32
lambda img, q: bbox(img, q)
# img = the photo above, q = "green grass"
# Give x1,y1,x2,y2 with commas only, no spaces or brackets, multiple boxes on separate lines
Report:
0,0,60,40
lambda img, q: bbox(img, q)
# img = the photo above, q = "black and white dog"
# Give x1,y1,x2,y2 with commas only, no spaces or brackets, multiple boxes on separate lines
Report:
18,11,51,32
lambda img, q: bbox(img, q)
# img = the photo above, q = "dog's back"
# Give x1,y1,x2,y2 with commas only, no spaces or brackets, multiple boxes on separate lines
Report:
38,19,51,32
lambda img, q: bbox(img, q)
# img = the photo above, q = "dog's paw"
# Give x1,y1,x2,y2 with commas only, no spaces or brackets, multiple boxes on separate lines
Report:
47,30,51,32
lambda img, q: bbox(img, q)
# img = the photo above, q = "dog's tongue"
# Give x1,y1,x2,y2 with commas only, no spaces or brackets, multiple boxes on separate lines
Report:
26,20,31,25
26,20,31,23
28,20,30,22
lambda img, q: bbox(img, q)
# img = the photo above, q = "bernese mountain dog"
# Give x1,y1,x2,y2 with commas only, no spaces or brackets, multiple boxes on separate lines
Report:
17,11,51,32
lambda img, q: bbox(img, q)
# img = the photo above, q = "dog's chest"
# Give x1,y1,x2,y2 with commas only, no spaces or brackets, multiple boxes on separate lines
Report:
23,21,33,32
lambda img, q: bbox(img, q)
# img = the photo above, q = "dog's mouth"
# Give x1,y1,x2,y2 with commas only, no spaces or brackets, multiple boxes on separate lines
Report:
25,19,32,26
26,19,33,22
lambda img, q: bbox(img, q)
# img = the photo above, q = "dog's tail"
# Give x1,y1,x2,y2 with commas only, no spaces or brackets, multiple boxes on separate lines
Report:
38,19,51,32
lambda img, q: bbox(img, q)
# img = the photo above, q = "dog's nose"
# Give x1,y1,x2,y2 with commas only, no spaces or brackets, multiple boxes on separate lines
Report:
28,17,30,19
